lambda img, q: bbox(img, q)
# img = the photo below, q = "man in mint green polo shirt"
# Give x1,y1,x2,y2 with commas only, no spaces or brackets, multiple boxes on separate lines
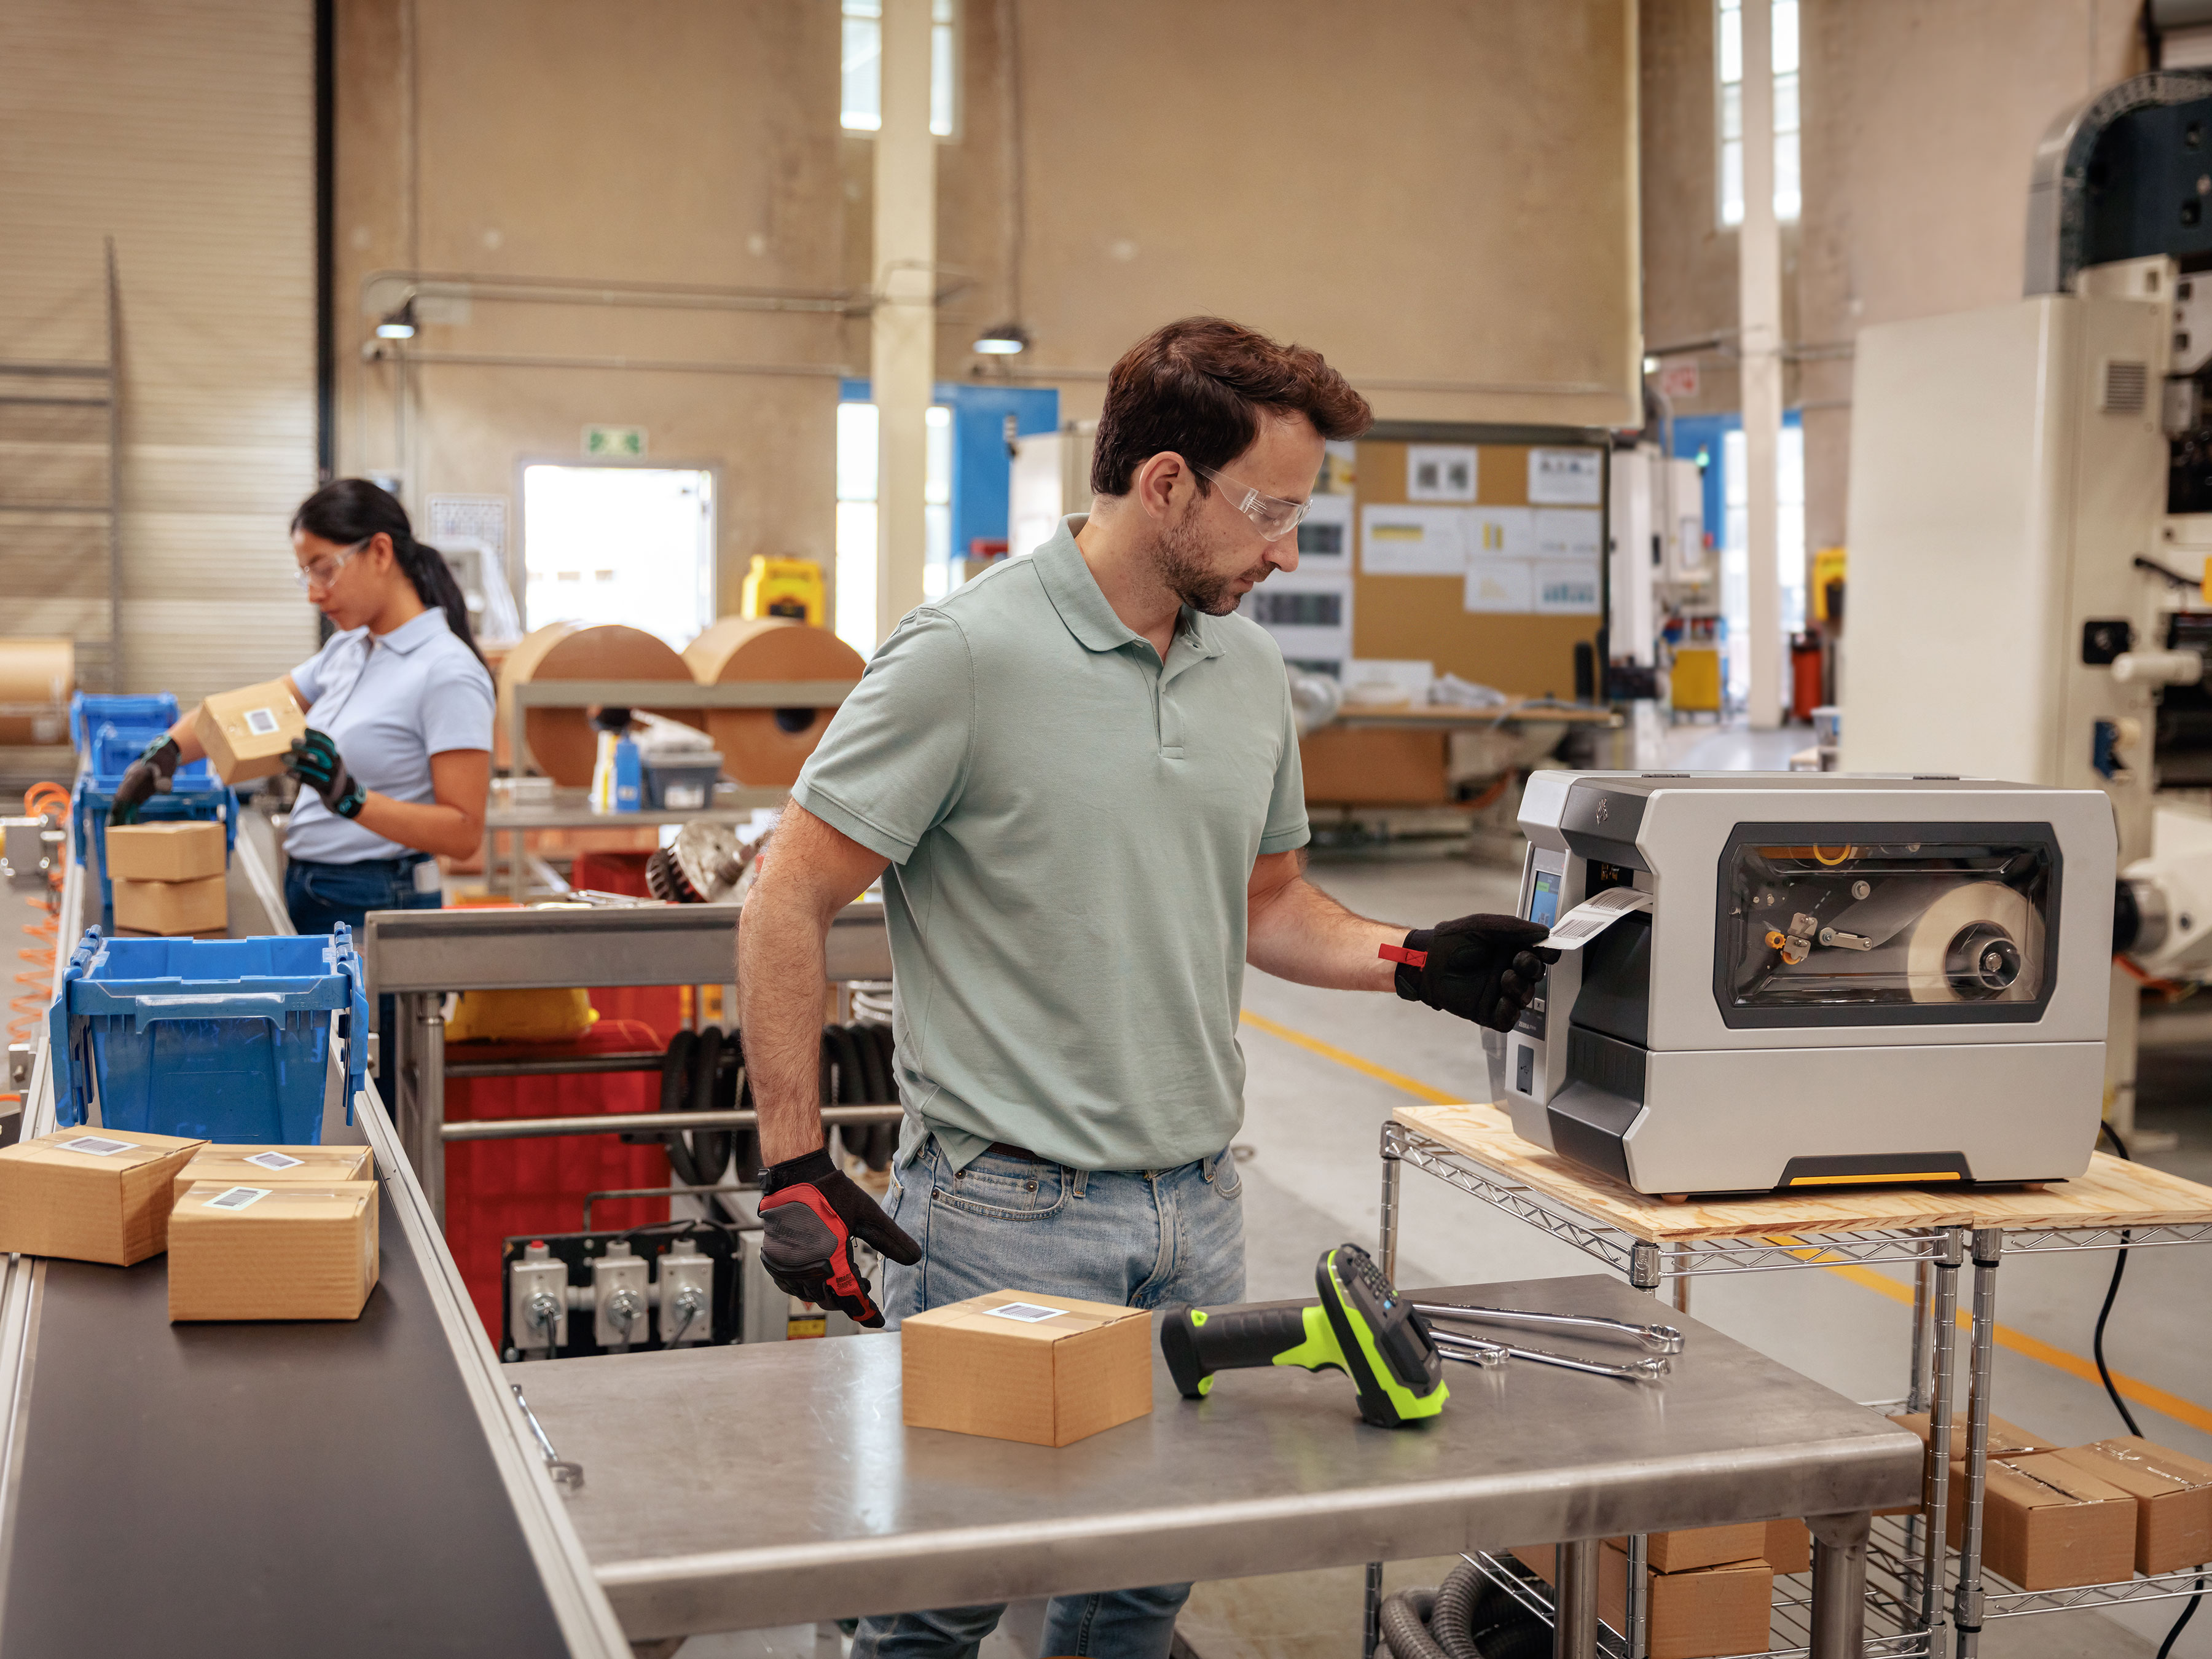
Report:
737,316,1553,1659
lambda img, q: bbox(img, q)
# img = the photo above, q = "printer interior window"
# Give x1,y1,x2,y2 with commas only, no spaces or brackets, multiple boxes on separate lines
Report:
1718,831,2056,1011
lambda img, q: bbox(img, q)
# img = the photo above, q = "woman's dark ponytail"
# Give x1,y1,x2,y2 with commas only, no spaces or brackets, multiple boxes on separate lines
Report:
290,479,488,668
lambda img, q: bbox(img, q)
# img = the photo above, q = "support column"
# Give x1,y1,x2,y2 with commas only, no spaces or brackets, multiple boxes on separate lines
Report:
872,0,935,648
1738,0,1784,730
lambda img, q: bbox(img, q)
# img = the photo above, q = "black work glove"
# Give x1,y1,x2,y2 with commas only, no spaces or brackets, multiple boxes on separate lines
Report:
757,1146,921,1328
1389,914,1559,1033
285,728,367,818
111,735,179,825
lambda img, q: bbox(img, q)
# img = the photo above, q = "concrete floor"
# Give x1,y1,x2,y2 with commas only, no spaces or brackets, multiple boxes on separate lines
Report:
694,724,2212,1658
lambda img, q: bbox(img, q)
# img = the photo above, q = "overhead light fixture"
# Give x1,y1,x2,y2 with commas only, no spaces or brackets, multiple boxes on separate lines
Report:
376,298,418,340
1642,355,1660,374
972,322,1029,356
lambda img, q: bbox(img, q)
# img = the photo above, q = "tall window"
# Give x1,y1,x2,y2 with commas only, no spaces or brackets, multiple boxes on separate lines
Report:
1719,0,1800,227
841,0,957,136
521,465,716,650
833,399,952,657
1719,423,1806,704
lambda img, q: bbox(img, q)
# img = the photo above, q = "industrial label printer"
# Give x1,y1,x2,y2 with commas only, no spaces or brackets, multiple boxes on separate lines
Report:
1500,772,2116,1197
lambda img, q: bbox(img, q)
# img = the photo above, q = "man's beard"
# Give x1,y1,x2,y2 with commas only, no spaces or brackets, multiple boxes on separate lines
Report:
1154,513,1269,617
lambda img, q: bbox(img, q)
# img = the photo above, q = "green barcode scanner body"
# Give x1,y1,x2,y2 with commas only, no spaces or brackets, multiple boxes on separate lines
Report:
1160,1243,1447,1428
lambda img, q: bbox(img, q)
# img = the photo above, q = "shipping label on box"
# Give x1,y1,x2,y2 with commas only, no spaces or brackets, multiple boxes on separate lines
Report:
0,1128,208,1265
901,1289,1152,1447
103,820,226,883
2044,1438,2212,1576
168,1181,380,1322
112,873,227,937
1946,1453,2138,1591
193,678,305,784
173,1145,373,1202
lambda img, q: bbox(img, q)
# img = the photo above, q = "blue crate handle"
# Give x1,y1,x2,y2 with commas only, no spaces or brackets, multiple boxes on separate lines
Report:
45,925,369,1128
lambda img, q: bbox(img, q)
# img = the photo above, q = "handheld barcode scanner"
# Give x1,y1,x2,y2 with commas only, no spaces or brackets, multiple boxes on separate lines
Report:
1160,1243,1447,1427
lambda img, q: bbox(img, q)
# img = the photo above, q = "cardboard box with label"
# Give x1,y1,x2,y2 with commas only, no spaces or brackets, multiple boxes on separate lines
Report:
0,1128,208,1265
112,873,227,937
1944,1453,2138,1590
2037,1438,2212,1576
168,1180,380,1322
1885,1410,2060,1516
193,679,305,785
1515,1539,1773,1659
900,1289,1152,1447
103,820,226,883
171,1145,374,1202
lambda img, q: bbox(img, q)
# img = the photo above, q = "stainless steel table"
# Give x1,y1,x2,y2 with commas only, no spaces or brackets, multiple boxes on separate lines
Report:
519,1273,1921,1654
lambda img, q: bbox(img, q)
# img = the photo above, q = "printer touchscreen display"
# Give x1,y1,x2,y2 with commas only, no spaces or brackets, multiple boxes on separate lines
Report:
1719,831,2055,1011
1528,869,1561,929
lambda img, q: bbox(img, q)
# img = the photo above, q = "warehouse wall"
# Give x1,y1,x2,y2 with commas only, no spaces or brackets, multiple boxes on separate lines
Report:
339,0,1644,630
0,0,318,704
1639,0,2141,552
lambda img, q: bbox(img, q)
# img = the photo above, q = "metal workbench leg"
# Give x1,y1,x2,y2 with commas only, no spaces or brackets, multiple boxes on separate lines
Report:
1807,1511,1870,1659
1362,1561,1382,1659
1555,1539,1600,1659
1900,1252,1934,1612
1624,1533,1649,1657
1950,1229,2002,1658
1920,1229,1963,1639
418,995,447,1228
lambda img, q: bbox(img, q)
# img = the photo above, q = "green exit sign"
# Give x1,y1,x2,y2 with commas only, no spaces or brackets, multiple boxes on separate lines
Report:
582,424,646,457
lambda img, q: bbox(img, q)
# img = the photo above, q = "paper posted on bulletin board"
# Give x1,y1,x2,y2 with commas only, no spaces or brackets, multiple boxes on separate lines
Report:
1362,498,1601,618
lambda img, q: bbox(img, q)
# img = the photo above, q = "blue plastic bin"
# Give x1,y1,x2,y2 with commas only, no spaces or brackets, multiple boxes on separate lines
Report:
72,773,238,926
47,926,368,1143
69,691,179,757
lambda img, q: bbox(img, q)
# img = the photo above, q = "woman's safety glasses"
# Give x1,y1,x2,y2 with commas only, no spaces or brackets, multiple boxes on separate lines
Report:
1193,465,1312,543
295,537,369,593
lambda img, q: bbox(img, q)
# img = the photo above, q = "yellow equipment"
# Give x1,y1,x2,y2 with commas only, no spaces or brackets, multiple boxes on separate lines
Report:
1671,645,1722,712
741,557,825,626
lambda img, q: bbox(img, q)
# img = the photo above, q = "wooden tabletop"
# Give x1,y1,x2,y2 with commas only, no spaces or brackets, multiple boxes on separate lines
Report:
1394,1101,2212,1242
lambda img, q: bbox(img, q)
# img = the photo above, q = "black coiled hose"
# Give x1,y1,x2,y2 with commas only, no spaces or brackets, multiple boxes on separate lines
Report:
1377,1560,1548,1659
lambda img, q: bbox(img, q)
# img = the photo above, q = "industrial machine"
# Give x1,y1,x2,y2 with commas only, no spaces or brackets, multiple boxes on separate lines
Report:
1500,772,2116,1196
1846,68,2212,1133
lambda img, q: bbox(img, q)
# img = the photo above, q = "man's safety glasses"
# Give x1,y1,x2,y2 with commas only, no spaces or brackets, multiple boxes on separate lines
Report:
295,538,369,593
1193,465,1311,543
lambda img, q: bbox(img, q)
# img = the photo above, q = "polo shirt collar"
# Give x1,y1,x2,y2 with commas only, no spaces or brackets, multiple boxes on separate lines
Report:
1033,517,1135,653
375,607,452,655
1035,516,1231,662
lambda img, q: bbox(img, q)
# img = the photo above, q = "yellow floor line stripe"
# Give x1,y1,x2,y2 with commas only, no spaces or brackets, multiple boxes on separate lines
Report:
1239,1010,1461,1105
1239,1010,2212,1438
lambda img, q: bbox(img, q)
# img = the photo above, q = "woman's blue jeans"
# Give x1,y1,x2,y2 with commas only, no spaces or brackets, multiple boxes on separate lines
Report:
283,853,442,1102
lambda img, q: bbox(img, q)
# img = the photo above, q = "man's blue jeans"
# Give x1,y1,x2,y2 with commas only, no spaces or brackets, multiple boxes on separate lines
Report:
850,1137,1247,1659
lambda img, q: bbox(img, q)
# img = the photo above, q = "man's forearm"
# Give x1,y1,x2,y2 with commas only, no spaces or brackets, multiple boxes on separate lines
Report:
1247,875,1404,991
737,887,831,1164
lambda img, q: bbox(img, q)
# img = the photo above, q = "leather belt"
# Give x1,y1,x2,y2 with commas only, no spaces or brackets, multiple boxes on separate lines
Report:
985,1141,1048,1163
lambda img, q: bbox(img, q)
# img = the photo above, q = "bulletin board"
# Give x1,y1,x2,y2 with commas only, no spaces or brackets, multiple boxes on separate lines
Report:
1349,436,1608,699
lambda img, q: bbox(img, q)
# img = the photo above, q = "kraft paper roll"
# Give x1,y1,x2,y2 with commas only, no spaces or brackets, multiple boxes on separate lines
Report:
682,618,864,787
1904,880,2045,1004
498,623,697,786
0,638,74,746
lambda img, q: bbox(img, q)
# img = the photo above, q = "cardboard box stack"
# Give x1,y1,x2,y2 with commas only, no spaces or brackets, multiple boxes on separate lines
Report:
0,1128,206,1265
192,678,306,785
171,1143,374,1201
104,820,227,937
900,1288,1153,1447
1515,1528,1775,1659
169,1180,380,1322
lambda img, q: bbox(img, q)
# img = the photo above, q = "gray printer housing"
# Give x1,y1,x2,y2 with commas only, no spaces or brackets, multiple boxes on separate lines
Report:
1504,774,2115,1196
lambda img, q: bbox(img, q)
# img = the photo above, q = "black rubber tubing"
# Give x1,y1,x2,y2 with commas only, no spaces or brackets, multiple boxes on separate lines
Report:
1379,1588,1447,1659
686,1026,731,1186
660,1030,699,1185
866,1022,900,1167
848,1022,894,1171
1430,1561,1497,1659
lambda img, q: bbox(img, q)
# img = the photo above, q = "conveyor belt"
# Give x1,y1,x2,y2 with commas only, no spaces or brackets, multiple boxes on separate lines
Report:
0,818,626,1657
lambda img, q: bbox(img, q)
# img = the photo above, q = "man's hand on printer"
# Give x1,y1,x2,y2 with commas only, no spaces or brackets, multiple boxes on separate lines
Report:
1389,914,1559,1032
756,1147,922,1327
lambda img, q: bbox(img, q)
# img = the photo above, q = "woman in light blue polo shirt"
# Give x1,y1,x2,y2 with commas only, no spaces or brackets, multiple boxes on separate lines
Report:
117,479,495,938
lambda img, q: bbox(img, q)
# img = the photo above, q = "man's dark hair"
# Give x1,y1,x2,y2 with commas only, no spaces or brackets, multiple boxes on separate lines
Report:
1089,316,1373,498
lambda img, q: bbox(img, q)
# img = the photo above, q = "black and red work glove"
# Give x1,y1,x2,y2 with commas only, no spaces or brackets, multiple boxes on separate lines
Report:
1384,914,1559,1033
756,1147,921,1328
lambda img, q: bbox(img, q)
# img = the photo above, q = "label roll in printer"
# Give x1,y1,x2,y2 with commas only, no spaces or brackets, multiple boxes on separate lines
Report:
1500,774,2116,1197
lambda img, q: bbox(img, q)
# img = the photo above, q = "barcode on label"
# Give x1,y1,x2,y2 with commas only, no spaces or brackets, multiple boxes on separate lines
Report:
57,1135,131,1157
205,1186,272,1211
243,1151,305,1171
984,1301,1066,1324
